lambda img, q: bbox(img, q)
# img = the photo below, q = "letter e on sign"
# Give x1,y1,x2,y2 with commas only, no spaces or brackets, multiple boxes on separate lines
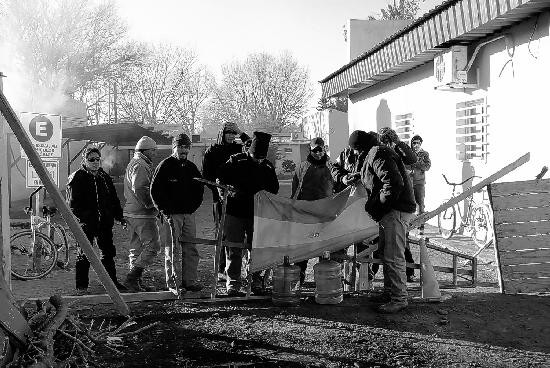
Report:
29,115,53,142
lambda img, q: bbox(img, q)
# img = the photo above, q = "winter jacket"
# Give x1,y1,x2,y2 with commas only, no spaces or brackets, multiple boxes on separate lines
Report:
394,141,417,166
361,145,416,222
330,148,367,193
408,149,431,185
202,130,250,203
123,152,158,218
217,152,279,218
150,155,204,215
66,165,123,228
291,154,333,200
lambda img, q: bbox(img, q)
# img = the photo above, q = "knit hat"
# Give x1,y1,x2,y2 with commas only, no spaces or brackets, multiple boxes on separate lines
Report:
223,122,240,134
378,127,399,145
348,130,378,152
249,131,271,159
173,133,191,147
310,137,324,147
411,135,423,144
135,136,157,150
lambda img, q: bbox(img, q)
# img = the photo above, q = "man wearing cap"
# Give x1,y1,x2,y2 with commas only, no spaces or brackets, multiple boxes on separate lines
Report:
202,122,249,280
408,134,431,232
217,131,279,296
123,136,161,292
292,137,334,284
349,130,416,313
151,133,204,293
67,146,127,294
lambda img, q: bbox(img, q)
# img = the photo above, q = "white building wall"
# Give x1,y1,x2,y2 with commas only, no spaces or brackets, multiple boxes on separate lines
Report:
347,12,550,222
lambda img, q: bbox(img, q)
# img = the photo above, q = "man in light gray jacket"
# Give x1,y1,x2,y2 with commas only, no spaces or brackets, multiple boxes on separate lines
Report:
123,136,161,292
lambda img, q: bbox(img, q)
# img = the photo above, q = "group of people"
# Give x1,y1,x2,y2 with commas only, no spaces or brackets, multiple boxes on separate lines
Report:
65,121,430,313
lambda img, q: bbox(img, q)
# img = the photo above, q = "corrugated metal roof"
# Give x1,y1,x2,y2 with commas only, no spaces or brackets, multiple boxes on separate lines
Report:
320,0,550,98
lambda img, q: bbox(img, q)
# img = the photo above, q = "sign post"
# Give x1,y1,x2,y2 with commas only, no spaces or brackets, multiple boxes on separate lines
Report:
0,73,9,288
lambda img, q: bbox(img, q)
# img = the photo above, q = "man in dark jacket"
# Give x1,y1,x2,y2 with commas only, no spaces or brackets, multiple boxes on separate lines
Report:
408,135,431,227
151,133,204,293
202,122,249,280
350,130,416,313
379,127,418,282
67,147,127,293
292,137,334,284
217,131,279,296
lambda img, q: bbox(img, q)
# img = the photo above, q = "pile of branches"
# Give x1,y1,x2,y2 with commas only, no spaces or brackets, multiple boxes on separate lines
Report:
7,295,158,368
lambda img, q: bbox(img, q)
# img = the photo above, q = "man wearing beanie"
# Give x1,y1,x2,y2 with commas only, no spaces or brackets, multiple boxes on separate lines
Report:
151,133,204,293
202,122,249,281
350,130,416,313
217,131,279,296
123,136,161,292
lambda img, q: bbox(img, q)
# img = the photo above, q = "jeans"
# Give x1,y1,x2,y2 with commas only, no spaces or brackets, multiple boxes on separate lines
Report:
213,202,226,273
223,214,253,290
75,223,117,289
413,184,426,214
126,217,161,270
161,214,199,289
379,209,414,303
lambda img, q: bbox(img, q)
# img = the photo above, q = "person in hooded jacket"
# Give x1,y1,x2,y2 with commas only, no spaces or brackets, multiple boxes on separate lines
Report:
202,122,249,280
66,147,127,294
217,131,279,296
151,133,204,293
378,127,419,282
350,130,416,313
291,137,334,284
123,136,161,292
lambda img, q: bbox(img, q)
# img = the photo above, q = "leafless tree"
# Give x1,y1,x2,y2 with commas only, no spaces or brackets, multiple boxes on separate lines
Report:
369,0,423,20
206,52,313,133
116,44,214,134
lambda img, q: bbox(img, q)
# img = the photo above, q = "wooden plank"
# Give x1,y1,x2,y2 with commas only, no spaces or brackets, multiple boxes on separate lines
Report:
496,221,550,237
411,153,530,228
503,278,550,294
493,206,550,224
491,179,550,196
492,192,550,211
497,235,550,251
0,91,130,316
499,248,550,265
357,258,473,277
502,263,550,279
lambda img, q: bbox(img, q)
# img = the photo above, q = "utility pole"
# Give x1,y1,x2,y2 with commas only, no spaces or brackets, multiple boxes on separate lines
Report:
0,71,11,288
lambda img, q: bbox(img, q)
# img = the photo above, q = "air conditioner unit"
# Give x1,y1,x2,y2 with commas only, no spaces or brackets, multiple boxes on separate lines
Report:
434,46,468,87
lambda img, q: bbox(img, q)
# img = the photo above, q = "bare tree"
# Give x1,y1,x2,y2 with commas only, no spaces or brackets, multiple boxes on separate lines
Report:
207,52,313,133
369,0,423,20
115,44,214,134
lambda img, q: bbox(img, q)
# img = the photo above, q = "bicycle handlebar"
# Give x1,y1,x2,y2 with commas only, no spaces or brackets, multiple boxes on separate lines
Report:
442,174,481,187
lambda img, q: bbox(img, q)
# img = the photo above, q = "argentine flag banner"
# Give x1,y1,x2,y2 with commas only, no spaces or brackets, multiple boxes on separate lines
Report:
250,185,378,272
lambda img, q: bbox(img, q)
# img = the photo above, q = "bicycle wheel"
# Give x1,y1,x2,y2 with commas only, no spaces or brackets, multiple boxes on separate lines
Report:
51,224,70,269
470,205,493,248
438,205,456,239
10,230,58,280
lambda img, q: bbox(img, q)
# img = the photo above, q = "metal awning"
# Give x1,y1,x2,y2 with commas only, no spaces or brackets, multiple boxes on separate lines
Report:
62,123,173,147
320,0,550,98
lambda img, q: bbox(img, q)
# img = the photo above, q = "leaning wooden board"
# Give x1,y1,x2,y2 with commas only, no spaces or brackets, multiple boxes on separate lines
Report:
489,178,550,294
0,274,29,344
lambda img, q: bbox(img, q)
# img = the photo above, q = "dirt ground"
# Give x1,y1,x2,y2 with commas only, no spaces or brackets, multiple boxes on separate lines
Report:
9,183,550,367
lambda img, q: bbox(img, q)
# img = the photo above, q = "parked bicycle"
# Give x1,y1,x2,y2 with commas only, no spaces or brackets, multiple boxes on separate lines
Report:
437,174,494,248
10,186,73,280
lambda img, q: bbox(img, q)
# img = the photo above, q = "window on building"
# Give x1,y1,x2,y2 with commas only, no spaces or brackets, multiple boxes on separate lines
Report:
456,98,488,161
394,113,414,144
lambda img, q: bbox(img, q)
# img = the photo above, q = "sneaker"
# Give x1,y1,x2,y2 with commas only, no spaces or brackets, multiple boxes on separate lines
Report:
227,288,245,297
181,282,203,292
378,301,408,314
368,292,391,304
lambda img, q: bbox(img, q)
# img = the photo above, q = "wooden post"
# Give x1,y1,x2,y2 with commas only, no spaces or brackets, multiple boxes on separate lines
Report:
0,72,10,289
0,91,130,316
410,153,530,228
452,255,458,286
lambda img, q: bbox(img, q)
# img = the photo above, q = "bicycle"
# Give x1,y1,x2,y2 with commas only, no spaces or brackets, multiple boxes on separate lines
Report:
10,186,72,280
437,174,494,248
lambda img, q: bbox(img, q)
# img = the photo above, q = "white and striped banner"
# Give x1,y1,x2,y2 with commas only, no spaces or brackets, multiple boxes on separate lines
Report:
250,185,378,272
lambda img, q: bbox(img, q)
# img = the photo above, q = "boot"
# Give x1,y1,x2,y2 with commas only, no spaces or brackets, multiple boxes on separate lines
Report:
124,266,144,293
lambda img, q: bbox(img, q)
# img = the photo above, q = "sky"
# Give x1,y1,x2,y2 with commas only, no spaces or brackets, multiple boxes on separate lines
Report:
114,0,445,109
